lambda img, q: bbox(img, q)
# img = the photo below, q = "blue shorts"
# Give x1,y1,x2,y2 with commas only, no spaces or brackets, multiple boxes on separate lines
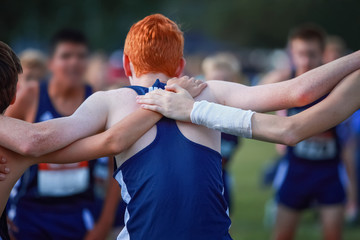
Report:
9,201,97,240
274,159,347,210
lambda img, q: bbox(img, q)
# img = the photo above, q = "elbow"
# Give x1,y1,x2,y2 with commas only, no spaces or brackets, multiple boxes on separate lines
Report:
294,87,312,107
20,131,47,157
280,120,302,146
105,132,126,156
20,143,41,157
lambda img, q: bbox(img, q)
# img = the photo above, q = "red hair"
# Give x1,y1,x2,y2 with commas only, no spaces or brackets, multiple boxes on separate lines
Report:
124,14,184,78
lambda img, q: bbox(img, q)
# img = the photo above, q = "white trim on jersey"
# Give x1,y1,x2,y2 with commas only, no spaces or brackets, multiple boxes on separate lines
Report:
273,160,289,190
115,170,131,240
82,208,94,230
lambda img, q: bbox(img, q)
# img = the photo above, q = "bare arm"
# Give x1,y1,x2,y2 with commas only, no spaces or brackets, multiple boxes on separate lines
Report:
31,108,162,164
0,90,112,157
138,69,360,146
0,77,206,157
252,70,360,145
0,108,161,214
209,51,360,112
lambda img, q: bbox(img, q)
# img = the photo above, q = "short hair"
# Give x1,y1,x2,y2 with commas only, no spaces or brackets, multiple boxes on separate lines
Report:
50,28,89,55
202,52,241,75
20,49,47,70
124,14,184,78
289,24,326,50
0,42,22,113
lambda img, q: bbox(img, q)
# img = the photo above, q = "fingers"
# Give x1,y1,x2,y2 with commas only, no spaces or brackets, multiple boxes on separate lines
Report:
136,97,159,105
165,84,185,93
0,157,9,180
197,81,207,91
136,92,167,105
0,173,6,181
141,104,164,113
0,164,10,174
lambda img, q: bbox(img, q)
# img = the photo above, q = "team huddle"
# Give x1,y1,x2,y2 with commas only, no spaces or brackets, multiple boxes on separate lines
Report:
1,14,360,240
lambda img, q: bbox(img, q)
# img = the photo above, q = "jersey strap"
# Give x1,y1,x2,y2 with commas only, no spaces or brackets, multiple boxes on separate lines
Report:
124,79,166,96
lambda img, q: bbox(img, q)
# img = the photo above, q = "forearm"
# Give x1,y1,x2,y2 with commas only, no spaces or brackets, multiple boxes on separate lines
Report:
0,92,110,157
252,70,360,145
31,109,162,164
251,113,294,145
0,115,41,156
0,115,100,157
294,50,360,106
209,51,360,113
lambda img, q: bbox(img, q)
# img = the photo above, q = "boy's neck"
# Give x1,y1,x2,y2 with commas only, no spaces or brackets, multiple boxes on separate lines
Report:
130,73,169,87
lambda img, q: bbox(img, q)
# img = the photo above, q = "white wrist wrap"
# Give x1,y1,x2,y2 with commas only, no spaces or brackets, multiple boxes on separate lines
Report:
190,100,255,138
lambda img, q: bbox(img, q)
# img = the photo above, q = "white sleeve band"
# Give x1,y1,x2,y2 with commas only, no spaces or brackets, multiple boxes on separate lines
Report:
190,100,255,138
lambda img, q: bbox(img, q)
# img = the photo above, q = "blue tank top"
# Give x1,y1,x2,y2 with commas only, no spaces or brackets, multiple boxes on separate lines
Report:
114,80,232,240
285,96,341,163
10,81,95,207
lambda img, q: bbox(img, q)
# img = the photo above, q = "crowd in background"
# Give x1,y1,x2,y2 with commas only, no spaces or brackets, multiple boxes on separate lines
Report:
6,22,360,240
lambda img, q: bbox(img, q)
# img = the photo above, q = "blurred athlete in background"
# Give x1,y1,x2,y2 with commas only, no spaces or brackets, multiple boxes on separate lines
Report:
259,25,346,240
18,49,47,86
202,52,244,210
5,29,121,240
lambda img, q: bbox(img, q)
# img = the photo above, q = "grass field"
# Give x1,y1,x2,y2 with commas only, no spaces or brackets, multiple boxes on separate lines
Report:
228,139,360,240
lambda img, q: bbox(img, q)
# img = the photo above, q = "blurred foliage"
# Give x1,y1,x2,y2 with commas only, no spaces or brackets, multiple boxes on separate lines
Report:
1,0,360,52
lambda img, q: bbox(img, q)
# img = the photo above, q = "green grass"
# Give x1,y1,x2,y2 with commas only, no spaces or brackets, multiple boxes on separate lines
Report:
228,139,360,240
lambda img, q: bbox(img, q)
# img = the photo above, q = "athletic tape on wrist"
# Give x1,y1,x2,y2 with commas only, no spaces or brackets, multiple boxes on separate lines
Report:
190,100,254,138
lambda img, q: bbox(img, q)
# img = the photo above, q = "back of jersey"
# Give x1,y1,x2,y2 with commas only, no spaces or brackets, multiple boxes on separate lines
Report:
114,81,232,240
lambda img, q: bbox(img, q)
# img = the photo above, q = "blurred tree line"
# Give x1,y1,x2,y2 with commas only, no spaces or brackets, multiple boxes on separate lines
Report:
1,0,359,53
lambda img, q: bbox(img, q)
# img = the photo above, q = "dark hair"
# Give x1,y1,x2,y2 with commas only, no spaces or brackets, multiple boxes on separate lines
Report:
289,24,326,50
50,28,89,55
0,41,22,113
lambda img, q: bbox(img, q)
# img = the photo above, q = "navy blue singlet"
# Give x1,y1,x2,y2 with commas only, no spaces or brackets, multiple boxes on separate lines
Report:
114,80,232,240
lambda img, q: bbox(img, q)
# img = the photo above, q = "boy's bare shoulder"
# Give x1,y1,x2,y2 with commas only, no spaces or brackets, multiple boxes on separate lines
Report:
100,87,140,114
101,87,138,100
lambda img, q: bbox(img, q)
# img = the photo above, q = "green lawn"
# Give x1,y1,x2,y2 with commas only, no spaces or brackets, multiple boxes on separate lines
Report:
228,139,360,240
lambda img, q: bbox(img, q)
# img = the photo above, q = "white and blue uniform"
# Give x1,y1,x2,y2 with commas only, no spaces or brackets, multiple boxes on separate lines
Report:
8,81,98,240
274,96,347,210
114,80,232,240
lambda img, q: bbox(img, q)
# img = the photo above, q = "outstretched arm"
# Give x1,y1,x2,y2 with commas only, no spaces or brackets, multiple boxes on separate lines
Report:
30,108,162,164
0,90,110,157
0,77,206,158
138,69,360,145
208,51,360,112
0,108,161,214
252,70,360,145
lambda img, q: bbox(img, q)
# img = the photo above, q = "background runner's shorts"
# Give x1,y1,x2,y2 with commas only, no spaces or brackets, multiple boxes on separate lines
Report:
274,159,347,210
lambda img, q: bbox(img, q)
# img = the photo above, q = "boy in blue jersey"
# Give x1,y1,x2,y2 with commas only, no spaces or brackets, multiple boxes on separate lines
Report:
0,14,360,239
0,43,205,239
4,29,124,240
264,26,345,240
